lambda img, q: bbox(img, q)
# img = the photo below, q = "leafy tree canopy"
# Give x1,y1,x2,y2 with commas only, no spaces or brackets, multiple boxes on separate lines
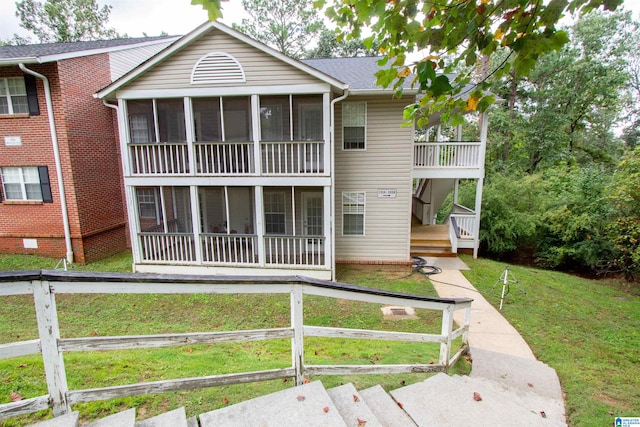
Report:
15,0,119,44
231,0,324,59
195,0,623,124
306,27,380,58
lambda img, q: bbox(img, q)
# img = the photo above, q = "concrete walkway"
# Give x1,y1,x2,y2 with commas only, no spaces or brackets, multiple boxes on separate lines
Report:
423,257,567,419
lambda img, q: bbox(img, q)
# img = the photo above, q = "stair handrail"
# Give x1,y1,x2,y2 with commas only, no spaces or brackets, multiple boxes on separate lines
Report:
0,270,472,420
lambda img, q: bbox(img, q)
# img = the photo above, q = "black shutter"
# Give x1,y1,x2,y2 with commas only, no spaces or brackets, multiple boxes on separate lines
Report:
24,74,40,116
0,174,3,202
38,166,53,203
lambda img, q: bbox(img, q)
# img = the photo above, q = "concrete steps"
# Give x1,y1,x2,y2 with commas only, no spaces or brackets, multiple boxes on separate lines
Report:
28,370,566,426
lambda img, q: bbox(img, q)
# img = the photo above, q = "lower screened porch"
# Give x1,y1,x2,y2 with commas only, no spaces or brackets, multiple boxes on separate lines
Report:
130,185,330,276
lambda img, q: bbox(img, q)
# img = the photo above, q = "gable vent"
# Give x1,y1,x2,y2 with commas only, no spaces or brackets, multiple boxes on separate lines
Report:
191,52,246,85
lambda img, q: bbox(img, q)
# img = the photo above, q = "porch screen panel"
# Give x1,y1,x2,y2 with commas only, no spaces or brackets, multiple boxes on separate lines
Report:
157,99,186,142
192,97,222,141
162,186,192,233
128,100,155,143
293,95,323,141
223,97,252,142
227,187,255,234
199,187,225,233
260,96,290,141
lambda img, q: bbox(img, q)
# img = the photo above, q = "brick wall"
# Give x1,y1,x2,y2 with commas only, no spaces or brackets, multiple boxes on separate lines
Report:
0,56,128,263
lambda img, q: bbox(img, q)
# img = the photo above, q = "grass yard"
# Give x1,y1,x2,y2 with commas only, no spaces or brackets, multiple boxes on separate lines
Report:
460,255,640,426
0,253,465,426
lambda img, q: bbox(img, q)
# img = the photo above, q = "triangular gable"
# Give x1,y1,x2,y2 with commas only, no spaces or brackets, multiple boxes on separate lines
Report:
97,21,347,99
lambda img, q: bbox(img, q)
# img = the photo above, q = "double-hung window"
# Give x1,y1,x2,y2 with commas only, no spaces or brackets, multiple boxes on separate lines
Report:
342,192,365,235
0,77,29,115
342,102,366,150
0,166,52,202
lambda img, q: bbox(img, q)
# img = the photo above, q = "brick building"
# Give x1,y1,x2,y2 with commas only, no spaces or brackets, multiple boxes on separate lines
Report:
0,37,177,263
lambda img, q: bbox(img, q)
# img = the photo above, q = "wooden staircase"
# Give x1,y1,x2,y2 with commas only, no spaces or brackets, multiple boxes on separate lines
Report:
410,223,456,257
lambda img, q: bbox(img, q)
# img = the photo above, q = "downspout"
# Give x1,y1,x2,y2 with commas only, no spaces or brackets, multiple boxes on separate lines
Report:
19,63,74,263
330,88,349,281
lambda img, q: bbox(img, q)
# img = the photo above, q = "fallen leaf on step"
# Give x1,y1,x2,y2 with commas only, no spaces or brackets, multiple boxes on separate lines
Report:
222,397,229,405
303,378,310,384
296,395,305,401
353,394,360,402
473,392,482,401
10,392,22,402
323,406,329,413
540,411,546,418
527,383,533,388
357,418,367,426
397,402,404,409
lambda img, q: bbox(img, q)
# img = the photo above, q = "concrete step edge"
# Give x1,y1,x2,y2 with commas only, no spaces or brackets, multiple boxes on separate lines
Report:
326,383,384,427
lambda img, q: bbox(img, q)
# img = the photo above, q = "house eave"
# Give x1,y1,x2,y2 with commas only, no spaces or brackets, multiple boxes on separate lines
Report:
96,21,348,100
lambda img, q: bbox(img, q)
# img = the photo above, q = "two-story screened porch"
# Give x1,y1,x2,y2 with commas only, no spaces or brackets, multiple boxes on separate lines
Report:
130,185,330,277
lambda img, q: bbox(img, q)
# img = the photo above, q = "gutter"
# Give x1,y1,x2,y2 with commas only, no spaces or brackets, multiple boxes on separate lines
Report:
329,88,349,281
19,63,74,264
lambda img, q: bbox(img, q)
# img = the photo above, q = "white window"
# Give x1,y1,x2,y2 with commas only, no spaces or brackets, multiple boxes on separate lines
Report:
137,188,159,219
0,77,29,115
0,167,44,201
264,191,286,234
342,102,366,150
342,192,365,235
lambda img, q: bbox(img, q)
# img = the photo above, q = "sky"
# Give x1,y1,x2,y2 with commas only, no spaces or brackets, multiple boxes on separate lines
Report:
1,0,640,42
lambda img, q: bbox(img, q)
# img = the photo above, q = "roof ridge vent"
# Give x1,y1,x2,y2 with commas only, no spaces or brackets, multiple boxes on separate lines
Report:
191,52,246,85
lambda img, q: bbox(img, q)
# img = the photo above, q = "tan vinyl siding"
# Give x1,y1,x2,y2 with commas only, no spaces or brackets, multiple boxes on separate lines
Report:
109,42,175,81
126,29,321,91
335,95,414,262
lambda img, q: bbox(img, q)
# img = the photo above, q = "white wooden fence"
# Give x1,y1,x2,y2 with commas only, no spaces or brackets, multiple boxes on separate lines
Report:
130,143,190,175
447,204,477,253
261,141,324,174
414,142,481,168
0,271,471,420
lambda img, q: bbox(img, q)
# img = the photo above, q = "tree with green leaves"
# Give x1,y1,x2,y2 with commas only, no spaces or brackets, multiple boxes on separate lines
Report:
306,27,379,58
15,0,119,44
231,0,323,59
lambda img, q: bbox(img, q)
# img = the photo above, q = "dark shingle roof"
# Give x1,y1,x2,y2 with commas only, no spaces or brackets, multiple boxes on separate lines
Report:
301,56,414,91
0,36,176,61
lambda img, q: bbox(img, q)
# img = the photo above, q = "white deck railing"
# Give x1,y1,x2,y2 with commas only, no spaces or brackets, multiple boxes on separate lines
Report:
130,143,190,175
202,234,258,265
264,236,324,266
139,233,195,263
0,271,472,420
195,142,255,175
261,141,324,175
414,142,481,168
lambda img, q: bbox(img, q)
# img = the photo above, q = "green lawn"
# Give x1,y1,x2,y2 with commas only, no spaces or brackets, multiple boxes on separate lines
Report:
2,252,637,426
0,254,465,426
460,255,640,426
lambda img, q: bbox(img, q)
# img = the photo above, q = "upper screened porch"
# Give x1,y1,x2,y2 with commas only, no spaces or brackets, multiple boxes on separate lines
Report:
412,113,488,179
121,94,329,178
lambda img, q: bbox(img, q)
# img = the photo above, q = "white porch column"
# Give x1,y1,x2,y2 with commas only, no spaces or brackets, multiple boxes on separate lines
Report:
184,97,196,175
454,179,460,206
323,185,332,271
255,185,266,266
118,99,132,177
190,185,203,264
126,186,142,265
251,95,262,175
473,178,484,258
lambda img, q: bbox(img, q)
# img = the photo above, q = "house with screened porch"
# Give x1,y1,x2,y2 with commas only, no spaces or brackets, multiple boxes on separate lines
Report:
97,21,488,280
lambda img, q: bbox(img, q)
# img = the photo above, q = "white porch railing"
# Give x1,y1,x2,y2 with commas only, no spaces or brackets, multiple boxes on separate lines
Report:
195,142,255,175
202,234,258,265
265,236,324,266
414,142,481,168
130,143,190,175
447,205,477,253
139,233,196,263
0,271,472,420
261,141,324,175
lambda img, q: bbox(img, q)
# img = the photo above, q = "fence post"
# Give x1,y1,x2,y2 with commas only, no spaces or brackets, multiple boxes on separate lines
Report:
439,305,454,370
290,284,304,385
33,280,69,416
463,304,472,347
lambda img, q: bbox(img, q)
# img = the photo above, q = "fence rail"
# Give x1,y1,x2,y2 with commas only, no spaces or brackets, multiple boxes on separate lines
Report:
261,141,324,175
414,141,481,168
0,271,472,420
130,142,190,175
195,142,255,175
